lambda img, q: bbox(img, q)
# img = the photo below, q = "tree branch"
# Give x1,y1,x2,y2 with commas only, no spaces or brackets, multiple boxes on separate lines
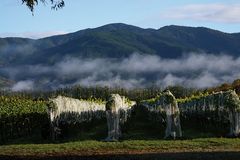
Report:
22,0,65,12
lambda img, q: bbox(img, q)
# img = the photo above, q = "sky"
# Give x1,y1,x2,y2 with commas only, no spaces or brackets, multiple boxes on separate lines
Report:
1,0,240,38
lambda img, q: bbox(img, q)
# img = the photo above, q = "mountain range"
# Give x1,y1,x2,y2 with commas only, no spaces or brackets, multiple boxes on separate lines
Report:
1,23,240,66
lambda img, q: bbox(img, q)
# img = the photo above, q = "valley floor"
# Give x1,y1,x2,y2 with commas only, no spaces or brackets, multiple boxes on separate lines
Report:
1,138,240,160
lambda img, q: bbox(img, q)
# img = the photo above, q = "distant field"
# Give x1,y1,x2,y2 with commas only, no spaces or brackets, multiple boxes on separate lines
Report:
1,138,240,160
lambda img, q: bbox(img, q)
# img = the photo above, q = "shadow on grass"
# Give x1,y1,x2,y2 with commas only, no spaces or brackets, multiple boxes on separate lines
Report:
1,151,240,160
3,127,229,145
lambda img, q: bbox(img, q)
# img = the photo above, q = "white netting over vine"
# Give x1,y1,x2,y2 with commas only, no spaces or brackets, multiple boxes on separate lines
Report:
141,90,182,139
178,90,240,136
47,90,240,140
48,94,135,141
105,94,136,141
48,95,106,124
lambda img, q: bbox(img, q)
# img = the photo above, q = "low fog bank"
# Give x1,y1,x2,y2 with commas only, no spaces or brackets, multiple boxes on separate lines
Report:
1,53,240,91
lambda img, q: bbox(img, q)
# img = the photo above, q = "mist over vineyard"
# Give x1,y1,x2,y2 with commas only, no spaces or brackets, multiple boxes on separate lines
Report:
1,52,240,91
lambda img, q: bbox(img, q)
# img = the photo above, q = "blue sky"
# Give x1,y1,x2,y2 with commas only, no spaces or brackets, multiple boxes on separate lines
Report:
1,0,240,38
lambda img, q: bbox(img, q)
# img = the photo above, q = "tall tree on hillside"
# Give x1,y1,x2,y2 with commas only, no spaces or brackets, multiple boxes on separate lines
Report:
22,0,65,12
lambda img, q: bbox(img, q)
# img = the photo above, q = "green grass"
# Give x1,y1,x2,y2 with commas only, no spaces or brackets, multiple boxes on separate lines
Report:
1,138,240,156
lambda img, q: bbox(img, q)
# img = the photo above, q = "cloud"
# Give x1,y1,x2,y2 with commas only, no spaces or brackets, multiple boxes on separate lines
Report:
11,80,34,91
156,74,185,87
188,72,220,88
162,3,240,23
1,53,240,91
0,31,67,39
76,75,145,89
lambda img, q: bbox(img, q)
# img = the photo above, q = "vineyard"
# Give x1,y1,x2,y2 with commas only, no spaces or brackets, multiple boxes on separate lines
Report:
0,85,239,144
0,96,48,143
0,85,240,160
0,86,165,143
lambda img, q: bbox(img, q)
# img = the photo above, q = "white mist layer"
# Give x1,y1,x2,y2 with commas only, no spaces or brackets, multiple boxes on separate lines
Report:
11,80,34,91
2,53,240,91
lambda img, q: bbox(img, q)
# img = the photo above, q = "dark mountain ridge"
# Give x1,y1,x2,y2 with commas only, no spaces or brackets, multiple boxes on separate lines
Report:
1,23,240,66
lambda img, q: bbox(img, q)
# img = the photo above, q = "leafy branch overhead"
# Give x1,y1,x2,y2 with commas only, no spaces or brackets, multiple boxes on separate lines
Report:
22,0,65,12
